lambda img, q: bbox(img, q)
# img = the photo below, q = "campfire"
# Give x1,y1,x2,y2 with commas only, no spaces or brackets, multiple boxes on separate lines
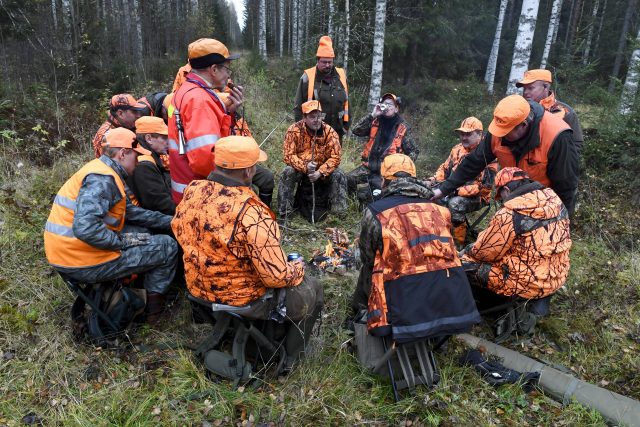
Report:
310,228,358,274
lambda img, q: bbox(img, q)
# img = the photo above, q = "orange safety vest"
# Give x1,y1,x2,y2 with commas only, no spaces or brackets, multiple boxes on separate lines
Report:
366,195,480,342
491,112,569,187
44,159,126,268
303,66,349,123
361,120,407,168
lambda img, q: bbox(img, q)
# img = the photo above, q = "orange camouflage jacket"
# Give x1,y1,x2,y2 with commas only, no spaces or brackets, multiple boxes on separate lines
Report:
432,143,498,202
283,121,341,176
463,183,571,299
172,174,304,306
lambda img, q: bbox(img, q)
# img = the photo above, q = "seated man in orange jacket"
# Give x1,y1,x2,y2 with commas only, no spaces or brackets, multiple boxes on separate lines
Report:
172,136,323,369
427,117,497,247
461,167,571,335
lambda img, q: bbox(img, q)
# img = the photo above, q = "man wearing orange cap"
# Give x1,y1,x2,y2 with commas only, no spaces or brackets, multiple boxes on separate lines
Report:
45,128,179,323
432,94,578,213
172,136,323,370
427,117,498,247
517,69,583,155
348,93,419,202
278,100,347,222
168,38,244,203
350,153,480,342
461,167,571,336
92,94,147,158
294,36,349,140
127,116,175,215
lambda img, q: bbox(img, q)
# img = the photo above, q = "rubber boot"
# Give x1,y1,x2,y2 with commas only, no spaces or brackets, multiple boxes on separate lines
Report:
145,292,166,326
453,222,468,248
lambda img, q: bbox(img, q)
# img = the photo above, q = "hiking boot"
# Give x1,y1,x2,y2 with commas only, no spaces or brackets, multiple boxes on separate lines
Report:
145,292,167,326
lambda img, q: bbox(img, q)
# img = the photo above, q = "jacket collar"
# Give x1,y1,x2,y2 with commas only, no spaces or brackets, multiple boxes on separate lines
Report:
99,155,129,180
539,92,557,111
208,171,250,187
381,177,434,199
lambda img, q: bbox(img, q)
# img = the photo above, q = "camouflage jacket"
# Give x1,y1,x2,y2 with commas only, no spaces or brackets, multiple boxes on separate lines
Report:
356,177,434,298
73,155,173,250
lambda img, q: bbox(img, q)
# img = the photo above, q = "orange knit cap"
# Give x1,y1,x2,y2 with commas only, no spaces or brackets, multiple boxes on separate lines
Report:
316,36,335,58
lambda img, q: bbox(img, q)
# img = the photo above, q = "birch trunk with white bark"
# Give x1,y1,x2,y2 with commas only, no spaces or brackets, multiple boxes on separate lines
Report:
293,0,301,63
279,0,285,57
343,0,350,71
132,0,145,78
259,0,267,59
367,0,387,111
328,0,335,39
541,0,563,68
619,27,640,114
506,0,540,94
485,0,509,94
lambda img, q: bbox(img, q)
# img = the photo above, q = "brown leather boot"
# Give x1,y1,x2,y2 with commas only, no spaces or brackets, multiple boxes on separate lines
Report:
145,293,166,326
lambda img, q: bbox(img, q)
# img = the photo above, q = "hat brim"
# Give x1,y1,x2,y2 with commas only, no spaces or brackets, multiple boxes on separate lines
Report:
455,127,481,133
134,146,152,156
488,121,514,138
226,53,241,61
257,149,268,162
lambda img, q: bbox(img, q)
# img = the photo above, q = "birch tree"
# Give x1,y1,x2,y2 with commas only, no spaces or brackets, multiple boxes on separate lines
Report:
258,0,267,59
328,0,335,39
51,0,58,31
367,0,387,111
279,0,285,56
132,0,145,78
540,0,563,68
292,0,301,63
609,0,637,92
343,0,350,71
619,27,640,114
485,0,509,94
506,0,540,94
582,0,599,65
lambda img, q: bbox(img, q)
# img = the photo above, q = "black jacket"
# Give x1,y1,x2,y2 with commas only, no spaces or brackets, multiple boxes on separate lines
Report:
128,152,175,215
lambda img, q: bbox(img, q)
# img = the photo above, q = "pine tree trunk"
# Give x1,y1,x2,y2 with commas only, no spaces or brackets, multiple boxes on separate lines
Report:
279,0,285,56
582,0,599,64
132,0,145,79
609,0,638,92
485,0,509,94
619,27,640,114
540,0,563,68
343,0,350,71
328,0,335,39
566,0,583,49
506,0,540,94
259,0,267,59
367,0,387,111
593,0,607,56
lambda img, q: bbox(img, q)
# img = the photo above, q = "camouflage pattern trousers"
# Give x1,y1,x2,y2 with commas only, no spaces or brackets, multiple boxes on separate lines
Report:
56,233,179,294
277,166,348,218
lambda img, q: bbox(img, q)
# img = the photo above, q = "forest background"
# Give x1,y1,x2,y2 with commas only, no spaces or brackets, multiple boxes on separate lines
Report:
0,0,639,425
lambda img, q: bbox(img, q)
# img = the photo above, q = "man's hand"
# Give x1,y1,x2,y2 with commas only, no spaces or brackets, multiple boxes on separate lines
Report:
308,171,322,183
307,161,317,173
430,188,444,202
371,104,382,119
121,232,151,249
226,85,244,113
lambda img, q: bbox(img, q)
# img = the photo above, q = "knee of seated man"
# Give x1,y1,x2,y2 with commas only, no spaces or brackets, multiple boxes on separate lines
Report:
285,277,323,320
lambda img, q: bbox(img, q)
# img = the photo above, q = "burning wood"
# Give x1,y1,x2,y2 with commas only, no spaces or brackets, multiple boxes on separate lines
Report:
310,228,357,274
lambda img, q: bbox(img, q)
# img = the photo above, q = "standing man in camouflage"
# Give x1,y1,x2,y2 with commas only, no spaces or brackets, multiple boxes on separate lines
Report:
294,36,349,141
278,101,347,222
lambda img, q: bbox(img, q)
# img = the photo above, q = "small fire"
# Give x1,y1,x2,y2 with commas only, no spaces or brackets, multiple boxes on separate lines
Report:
311,228,357,273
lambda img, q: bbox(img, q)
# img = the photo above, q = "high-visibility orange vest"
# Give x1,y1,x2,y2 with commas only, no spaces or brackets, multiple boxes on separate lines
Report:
366,195,480,342
491,112,570,187
361,120,407,168
303,66,349,123
44,158,126,268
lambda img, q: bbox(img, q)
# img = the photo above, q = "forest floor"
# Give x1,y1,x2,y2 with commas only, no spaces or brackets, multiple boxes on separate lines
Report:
0,58,638,426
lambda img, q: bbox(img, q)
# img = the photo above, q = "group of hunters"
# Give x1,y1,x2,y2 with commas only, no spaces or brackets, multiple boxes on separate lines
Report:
43,34,578,374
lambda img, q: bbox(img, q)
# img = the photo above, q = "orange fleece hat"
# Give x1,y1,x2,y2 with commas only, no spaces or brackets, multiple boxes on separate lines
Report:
381,154,416,180
316,36,335,58
102,128,151,155
214,136,267,169
135,116,168,135
488,95,531,137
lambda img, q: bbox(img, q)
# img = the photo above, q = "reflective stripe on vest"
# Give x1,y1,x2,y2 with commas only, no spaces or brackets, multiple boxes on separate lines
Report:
491,111,570,187
361,120,408,168
303,66,350,123
43,158,125,268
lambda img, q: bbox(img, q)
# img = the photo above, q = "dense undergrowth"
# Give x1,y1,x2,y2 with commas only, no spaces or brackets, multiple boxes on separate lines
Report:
0,56,638,425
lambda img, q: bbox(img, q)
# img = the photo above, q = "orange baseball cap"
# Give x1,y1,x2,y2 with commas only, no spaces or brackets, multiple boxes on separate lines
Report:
135,116,168,135
316,36,335,58
380,93,400,107
380,153,416,180
494,167,530,199
488,95,531,137
455,116,483,132
109,94,146,111
302,100,322,114
516,69,553,87
188,38,240,68
102,128,151,155
214,136,267,169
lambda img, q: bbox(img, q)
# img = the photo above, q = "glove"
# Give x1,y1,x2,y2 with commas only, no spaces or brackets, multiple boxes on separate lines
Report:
121,232,151,249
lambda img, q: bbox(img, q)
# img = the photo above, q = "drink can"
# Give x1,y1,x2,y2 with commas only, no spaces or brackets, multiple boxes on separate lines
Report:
287,252,301,262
